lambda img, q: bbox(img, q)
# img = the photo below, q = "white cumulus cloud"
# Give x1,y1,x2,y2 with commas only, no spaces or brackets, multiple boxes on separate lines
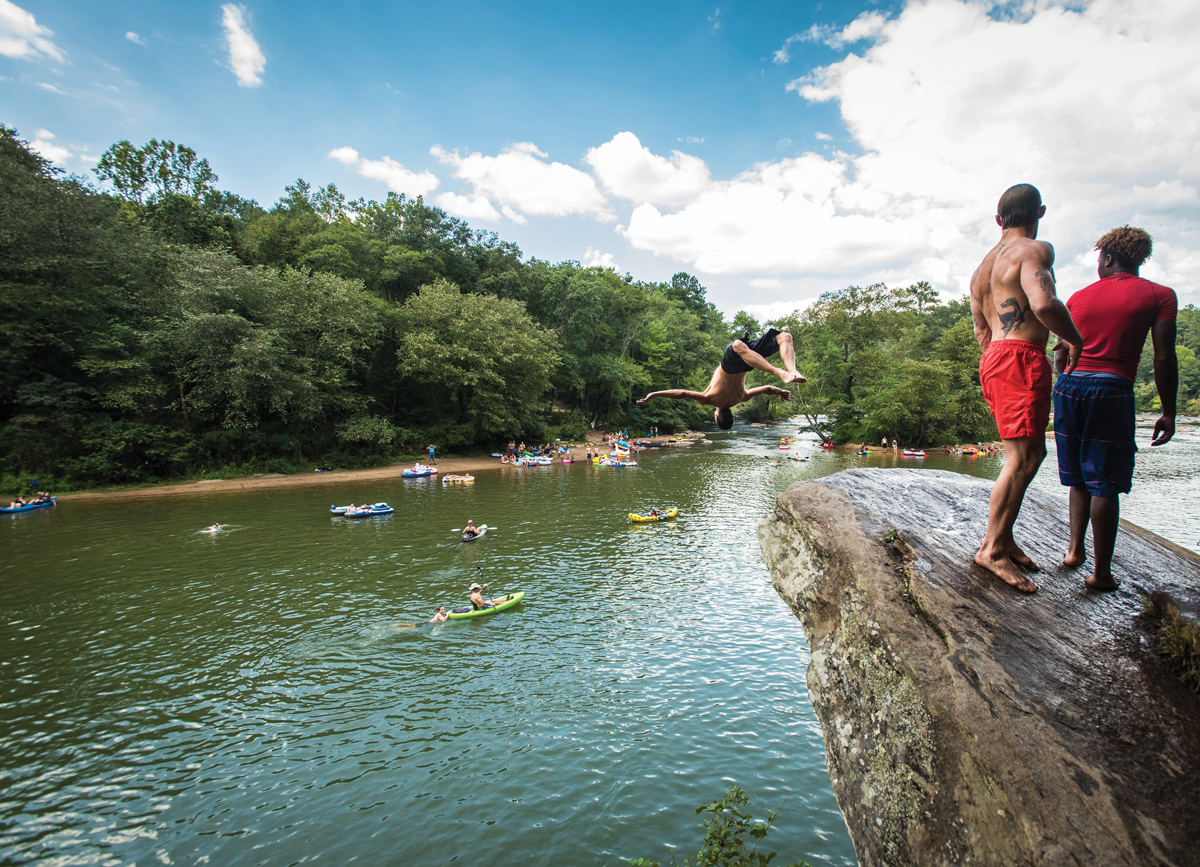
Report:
585,132,710,208
125,31,146,46
432,141,612,222
327,146,359,166
221,4,265,88
29,129,79,165
437,192,501,222
833,12,888,46
31,132,69,163
0,0,64,62
776,11,889,59
621,152,927,278
618,0,1200,306
326,147,440,197
583,247,620,270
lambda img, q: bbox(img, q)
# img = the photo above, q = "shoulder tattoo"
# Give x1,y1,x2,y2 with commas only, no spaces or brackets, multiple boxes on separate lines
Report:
1035,267,1056,296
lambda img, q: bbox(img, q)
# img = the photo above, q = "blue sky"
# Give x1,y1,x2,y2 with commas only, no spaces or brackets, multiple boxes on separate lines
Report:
5,0,1198,317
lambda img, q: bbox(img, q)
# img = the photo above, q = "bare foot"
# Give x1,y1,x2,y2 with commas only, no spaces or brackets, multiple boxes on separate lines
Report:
1085,573,1119,592
974,550,1039,593
1060,550,1085,569
1008,542,1040,572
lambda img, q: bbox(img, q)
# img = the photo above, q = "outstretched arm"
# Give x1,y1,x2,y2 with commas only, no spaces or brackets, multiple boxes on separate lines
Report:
744,385,793,402
636,389,710,406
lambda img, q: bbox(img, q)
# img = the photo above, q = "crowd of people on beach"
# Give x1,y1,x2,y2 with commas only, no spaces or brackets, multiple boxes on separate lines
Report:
498,440,574,463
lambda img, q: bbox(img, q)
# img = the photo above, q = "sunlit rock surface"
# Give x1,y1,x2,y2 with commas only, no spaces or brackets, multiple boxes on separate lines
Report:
758,468,1200,867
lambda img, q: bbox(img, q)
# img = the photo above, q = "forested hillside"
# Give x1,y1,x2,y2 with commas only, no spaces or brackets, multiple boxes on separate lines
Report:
2,127,1196,490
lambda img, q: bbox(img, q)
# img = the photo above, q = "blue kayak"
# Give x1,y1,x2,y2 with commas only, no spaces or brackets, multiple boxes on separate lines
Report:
1,497,56,514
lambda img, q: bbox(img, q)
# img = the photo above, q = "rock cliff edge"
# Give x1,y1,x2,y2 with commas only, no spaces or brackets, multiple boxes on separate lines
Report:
758,468,1200,867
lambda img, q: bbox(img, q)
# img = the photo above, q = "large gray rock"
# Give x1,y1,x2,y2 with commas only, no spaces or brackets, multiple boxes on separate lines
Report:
758,468,1200,867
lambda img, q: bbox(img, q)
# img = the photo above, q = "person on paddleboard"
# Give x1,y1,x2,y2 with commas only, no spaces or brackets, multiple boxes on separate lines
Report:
635,328,805,430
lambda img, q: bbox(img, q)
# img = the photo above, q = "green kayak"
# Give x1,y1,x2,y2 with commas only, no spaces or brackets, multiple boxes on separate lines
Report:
447,591,525,620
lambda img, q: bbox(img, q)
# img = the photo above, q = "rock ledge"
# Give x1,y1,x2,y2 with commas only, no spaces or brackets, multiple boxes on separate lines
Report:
758,468,1200,867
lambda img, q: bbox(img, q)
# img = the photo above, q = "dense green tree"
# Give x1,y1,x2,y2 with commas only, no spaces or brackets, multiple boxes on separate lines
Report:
1,126,160,437
776,283,996,444
396,280,559,443
154,249,381,429
95,138,217,203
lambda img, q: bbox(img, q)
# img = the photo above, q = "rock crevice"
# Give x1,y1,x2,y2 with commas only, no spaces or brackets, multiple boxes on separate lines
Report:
758,469,1200,867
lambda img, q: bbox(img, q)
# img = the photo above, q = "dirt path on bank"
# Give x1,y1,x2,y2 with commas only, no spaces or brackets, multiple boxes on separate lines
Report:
56,431,705,503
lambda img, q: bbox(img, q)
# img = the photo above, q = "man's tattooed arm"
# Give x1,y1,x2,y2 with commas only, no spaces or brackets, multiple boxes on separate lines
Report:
1035,266,1057,297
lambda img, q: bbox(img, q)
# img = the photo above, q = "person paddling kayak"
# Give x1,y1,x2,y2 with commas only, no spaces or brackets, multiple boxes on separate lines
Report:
469,582,499,610
462,519,480,539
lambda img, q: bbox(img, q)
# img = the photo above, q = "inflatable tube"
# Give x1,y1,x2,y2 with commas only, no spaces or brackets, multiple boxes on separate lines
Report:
346,503,395,517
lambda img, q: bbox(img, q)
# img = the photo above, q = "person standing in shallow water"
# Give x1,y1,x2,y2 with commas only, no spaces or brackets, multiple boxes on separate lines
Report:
969,183,1084,593
1053,226,1177,591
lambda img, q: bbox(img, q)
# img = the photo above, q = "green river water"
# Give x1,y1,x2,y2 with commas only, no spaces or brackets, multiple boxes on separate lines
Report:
3,420,1198,866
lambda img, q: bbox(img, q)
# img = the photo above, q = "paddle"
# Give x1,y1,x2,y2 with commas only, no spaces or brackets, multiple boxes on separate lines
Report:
450,524,498,533
465,566,490,608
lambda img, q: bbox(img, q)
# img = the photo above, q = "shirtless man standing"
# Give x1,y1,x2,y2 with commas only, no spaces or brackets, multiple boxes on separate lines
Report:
635,328,806,429
969,184,1083,592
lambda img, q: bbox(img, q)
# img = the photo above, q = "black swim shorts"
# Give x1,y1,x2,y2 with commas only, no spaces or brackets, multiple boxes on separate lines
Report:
720,328,782,374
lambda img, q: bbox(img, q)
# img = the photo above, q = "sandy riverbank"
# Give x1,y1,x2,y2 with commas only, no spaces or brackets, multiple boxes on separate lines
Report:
56,431,706,502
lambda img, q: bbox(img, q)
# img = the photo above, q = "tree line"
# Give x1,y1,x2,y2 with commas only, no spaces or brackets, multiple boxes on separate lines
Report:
2,128,1196,490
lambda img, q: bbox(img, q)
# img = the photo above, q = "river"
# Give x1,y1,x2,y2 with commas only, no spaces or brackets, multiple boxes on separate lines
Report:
3,417,1197,866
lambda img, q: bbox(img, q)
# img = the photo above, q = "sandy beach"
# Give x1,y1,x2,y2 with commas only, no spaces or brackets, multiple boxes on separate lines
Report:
56,432,707,502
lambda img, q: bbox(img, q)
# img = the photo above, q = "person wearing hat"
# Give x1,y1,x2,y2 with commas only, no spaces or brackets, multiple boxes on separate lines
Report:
462,519,479,539
469,582,499,610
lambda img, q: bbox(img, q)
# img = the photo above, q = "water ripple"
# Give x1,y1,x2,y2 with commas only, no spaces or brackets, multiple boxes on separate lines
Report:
6,421,1192,865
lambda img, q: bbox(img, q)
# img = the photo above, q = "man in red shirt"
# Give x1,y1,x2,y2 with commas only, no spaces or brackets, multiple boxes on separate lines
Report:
1052,226,1178,591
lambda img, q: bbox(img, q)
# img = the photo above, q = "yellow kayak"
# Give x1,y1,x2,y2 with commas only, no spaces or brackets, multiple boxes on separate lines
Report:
629,508,679,523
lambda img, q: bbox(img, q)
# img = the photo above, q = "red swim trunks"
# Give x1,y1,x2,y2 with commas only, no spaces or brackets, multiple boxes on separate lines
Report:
979,339,1051,439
